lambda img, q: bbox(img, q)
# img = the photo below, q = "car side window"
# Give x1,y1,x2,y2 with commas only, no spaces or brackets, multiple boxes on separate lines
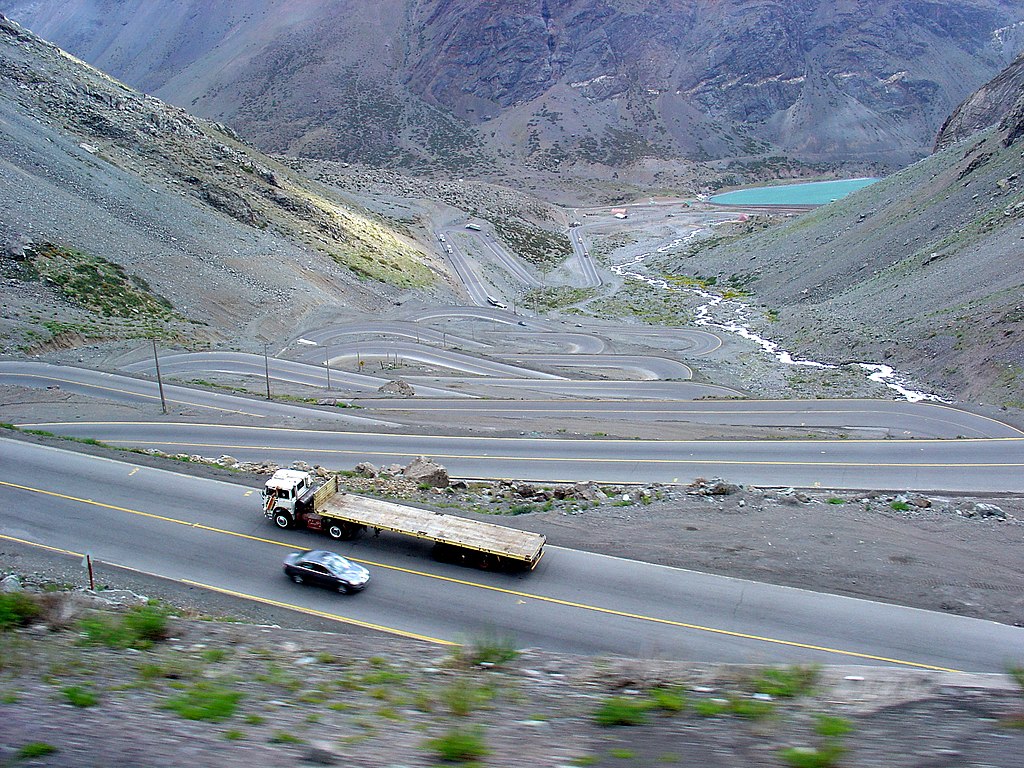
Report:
307,564,329,574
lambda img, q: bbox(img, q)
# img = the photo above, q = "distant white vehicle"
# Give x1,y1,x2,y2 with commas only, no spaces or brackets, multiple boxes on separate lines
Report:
438,233,446,242
465,223,482,231
486,296,507,309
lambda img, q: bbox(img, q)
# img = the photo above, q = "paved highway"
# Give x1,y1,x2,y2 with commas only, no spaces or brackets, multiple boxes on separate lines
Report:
16,420,1024,492
3,438,1021,671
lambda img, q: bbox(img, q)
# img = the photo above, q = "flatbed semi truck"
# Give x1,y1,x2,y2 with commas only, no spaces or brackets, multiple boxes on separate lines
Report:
262,469,546,570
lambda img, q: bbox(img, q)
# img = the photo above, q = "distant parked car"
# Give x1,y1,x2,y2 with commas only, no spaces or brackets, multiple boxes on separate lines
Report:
283,549,370,594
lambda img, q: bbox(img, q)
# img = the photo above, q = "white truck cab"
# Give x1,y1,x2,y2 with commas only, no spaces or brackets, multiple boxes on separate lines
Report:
263,469,312,515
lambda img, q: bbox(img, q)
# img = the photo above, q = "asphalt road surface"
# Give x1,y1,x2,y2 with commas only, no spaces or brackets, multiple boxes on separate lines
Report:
3,438,1021,672
15,420,1024,492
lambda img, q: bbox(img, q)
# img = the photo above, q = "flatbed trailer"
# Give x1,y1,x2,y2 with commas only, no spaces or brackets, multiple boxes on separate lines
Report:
263,471,545,571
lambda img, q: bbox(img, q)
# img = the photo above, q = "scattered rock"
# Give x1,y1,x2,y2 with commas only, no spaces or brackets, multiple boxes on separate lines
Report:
1,574,23,593
303,740,341,765
353,461,378,478
969,502,1006,518
688,477,740,496
378,379,415,397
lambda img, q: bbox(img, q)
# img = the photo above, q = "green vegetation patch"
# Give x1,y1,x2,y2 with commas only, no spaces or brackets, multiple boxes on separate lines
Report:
424,725,489,763
0,593,40,631
752,665,819,698
594,695,652,726
77,603,171,650
163,680,243,721
25,243,176,319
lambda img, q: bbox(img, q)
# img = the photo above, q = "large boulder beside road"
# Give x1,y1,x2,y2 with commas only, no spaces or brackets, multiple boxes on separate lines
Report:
403,456,449,488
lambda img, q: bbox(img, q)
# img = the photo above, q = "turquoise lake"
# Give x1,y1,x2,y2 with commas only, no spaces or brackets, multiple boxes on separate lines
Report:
709,177,879,206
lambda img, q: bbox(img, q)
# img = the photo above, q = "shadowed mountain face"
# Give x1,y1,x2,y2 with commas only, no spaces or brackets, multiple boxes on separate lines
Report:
3,0,1023,175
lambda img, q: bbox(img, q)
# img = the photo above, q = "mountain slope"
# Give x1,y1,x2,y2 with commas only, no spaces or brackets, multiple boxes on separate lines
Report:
935,49,1024,149
658,67,1024,406
3,0,1023,176
0,14,451,352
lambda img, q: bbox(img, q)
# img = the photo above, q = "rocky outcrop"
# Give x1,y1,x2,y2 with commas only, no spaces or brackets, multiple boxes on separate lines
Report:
935,52,1024,150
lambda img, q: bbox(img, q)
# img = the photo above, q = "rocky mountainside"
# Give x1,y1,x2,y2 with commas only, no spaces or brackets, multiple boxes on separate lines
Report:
657,60,1024,407
3,0,1023,180
0,14,459,353
935,49,1024,149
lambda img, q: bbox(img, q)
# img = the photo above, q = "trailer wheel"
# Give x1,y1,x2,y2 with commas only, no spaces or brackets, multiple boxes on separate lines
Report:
325,521,358,540
273,512,292,529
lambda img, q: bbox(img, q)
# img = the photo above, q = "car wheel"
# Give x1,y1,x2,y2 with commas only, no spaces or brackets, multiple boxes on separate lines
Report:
273,512,291,529
337,583,351,594
290,573,303,584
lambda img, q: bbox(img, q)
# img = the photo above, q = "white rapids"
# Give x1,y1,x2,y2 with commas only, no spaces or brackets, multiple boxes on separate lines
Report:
609,232,942,403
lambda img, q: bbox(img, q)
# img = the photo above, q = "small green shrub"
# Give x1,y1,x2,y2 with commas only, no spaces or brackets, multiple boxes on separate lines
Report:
594,696,651,726
163,681,243,721
0,592,40,631
890,500,911,511
457,633,519,666
62,685,98,707
610,747,635,758
425,726,489,762
826,497,845,505
269,732,303,744
649,686,687,712
441,679,493,717
202,648,228,663
779,744,845,768
753,665,819,698
78,604,170,650
223,729,244,740
17,742,58,759
123,604,171,643
729,697,775,719
815,714,853,738
694,699,730,717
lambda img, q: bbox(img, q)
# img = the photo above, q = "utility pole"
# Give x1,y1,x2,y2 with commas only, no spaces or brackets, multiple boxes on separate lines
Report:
152,339,167,414
263,343,272,400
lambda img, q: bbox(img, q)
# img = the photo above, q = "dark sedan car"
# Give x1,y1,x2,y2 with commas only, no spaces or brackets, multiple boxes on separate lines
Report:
283,550,370,594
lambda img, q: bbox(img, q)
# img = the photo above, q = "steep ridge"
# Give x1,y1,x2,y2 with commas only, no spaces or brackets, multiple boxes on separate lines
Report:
3,0,1023,177
935,49,1024,149
0,14,453,353
657,60,1024,406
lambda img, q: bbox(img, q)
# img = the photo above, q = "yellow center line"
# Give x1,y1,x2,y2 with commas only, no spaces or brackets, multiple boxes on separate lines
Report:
0,479,962,672
0,532,452,646
34,439,1023,469
18,420,1024,445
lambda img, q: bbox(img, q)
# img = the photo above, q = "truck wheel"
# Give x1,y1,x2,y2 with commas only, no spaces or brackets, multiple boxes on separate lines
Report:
325,521,359,540
273,512,292,529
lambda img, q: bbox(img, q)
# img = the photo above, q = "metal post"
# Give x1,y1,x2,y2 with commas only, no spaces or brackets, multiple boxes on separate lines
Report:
152,339,167,414
263,344,272,400
325,348,331,390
